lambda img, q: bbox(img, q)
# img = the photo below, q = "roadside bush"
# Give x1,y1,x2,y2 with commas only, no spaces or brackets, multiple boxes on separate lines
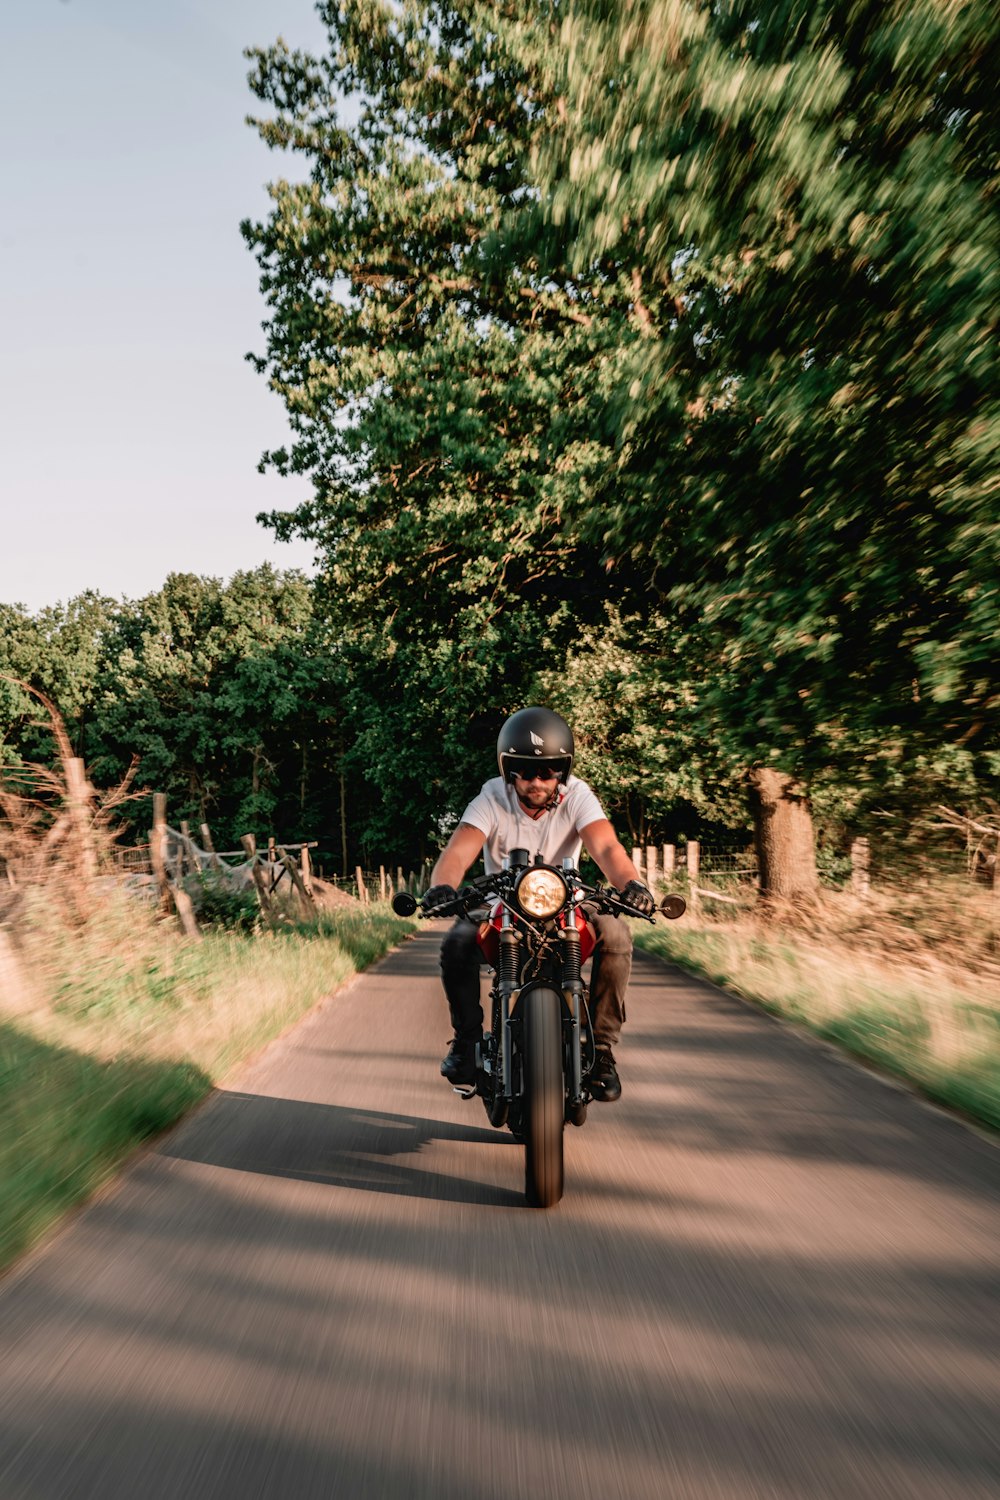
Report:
191,872,261,933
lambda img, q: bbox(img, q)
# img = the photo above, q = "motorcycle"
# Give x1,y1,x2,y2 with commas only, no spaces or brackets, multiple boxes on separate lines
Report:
393,848,686,1208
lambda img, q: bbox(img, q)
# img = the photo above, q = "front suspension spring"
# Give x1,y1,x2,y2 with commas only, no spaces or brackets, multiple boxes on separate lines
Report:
561,924,581,985
499,929,520,986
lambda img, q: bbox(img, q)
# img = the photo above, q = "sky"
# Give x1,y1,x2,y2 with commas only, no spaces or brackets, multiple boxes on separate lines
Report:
1,0,335,613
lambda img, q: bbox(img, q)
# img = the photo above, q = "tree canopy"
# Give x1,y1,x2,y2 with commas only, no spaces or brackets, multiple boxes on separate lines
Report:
0,569,357,857
517,0,1000,784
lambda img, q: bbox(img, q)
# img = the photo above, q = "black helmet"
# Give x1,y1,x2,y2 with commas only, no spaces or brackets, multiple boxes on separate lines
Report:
497,707,575,784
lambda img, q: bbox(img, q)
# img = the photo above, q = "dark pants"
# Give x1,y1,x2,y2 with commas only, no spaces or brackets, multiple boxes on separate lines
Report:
440,913,633,1050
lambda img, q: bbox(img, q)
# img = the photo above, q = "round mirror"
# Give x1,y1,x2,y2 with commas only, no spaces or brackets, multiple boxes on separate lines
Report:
659,895,686,921
392,892,418,916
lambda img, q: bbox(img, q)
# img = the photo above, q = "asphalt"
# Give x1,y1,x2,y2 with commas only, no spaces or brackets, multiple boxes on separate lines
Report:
1,929,999,1499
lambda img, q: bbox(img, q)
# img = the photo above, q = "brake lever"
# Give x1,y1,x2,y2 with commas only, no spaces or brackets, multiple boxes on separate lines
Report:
419,878,501,920
588,886,658,923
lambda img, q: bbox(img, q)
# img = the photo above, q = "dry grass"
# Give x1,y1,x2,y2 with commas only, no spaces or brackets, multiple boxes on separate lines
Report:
0,678,143,924
636,879,1000,1132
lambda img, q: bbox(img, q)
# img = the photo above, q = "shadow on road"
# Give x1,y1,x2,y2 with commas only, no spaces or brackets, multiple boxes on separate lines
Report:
160,1091,524,1208
625,952,1000,1201
4,938,1000,1498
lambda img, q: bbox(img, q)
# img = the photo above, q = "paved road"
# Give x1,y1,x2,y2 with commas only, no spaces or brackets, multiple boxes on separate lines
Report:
2,930,999,1499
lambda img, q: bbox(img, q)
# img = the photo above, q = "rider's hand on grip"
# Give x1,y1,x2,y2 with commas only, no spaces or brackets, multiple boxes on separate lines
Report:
423,883,458,913
619,879,655,916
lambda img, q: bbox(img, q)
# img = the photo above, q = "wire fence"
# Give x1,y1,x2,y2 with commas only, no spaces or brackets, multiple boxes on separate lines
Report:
698,845,759,881
112,822,1000,909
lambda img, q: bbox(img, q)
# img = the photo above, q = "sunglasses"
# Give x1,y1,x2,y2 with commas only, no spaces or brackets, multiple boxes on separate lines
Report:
510,762,562,781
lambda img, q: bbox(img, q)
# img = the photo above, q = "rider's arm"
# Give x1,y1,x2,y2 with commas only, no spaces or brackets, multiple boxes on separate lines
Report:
580,818,641,890
430,822,487,889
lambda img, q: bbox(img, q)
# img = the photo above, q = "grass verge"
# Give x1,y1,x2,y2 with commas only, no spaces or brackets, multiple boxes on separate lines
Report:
634,894,1000,1133
0,893,414,1273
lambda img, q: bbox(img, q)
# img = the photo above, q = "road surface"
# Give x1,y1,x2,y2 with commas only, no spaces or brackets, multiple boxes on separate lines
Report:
2,929,999,1498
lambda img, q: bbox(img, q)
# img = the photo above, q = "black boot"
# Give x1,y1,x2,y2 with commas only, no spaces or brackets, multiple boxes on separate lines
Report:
590,1047,621,1102
440,1037,478,1085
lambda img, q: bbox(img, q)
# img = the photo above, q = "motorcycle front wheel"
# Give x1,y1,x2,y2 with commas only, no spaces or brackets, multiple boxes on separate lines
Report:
522,986,565,1208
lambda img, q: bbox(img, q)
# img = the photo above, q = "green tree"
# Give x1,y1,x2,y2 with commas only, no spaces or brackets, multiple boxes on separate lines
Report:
242,1,655,850
95,568,339,847
0,594,119,767
243,1,1000,890
535,609,747,846
0,570,364,864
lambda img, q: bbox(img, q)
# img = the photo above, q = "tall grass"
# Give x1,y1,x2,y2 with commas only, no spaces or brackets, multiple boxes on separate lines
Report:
635,880,1000,1131
0,892,414,1271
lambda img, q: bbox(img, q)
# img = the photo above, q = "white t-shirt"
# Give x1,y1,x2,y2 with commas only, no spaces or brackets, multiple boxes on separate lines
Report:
460,775,607,875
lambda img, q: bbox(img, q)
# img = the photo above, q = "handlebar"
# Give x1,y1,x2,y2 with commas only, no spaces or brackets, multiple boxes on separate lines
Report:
392,870,685,923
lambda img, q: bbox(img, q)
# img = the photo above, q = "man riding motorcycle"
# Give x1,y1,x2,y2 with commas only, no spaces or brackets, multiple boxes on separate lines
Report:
424,707,655,1101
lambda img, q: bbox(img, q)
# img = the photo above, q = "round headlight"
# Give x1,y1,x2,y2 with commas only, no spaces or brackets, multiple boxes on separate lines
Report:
516,867,569,919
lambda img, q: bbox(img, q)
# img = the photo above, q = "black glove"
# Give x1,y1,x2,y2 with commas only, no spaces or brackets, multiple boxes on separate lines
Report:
619,879,655,916
423,883,458,913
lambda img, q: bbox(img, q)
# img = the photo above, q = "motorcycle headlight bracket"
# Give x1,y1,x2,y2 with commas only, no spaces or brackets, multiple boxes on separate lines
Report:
514,867,569,920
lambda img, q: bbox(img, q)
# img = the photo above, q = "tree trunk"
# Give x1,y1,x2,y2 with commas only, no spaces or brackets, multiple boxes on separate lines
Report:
339,768,348,878
748,768,819,902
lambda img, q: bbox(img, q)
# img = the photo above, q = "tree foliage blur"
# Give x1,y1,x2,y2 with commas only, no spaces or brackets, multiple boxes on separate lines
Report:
518,0,999,783
239,0,743,858
0,570,358,857
236,0,997,888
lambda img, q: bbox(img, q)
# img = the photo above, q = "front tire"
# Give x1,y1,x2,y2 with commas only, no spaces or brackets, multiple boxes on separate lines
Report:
522,987,564,1208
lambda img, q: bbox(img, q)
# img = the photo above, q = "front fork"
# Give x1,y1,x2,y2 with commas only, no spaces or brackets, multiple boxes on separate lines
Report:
497,906,519,1099
561,920,585,1109
486,907,585,1111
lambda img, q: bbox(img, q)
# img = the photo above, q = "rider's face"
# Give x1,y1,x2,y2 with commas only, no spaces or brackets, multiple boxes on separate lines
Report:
513,770,558,809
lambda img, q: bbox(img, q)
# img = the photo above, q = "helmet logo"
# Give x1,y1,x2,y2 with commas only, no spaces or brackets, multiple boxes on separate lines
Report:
530,731,543,748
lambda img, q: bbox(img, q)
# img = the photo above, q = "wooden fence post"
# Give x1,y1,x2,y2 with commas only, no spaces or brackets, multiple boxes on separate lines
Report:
300,844,314,897
241,834,271,912
663,843,675,879
645,844,658,887
278,849,317,918
200,822,222,872
379,864,387,901
151,793,200,937
631,847,643,876
355,865,369,904
397,865,405,894
851,837,870,899
686,839,700,913
172,885,201,940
